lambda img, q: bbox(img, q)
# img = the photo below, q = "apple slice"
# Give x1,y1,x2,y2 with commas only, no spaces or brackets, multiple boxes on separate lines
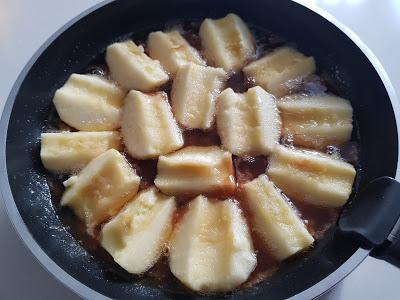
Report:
216,86,281,156
147,30,205,75
106,40,169,91
53,73,125,131
61,149,140,227
154,146,235,197
243,174,314,260
267,145,356,207
169,196,256,292
40,131,121,173
100,187,176,274
199,13,255,72
121,90,184,159
243,47,316,97
278,94,353,150
171,63,227,129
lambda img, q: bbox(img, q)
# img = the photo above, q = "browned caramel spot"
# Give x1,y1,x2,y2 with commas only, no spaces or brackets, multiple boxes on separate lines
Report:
234,156,269,184
183,128,220,147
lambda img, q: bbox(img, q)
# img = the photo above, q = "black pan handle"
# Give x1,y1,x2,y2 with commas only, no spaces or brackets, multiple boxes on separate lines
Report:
339,176,400,268
371,218,400,266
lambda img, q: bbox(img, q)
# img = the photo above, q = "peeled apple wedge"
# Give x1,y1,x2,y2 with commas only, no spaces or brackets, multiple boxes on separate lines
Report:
243,47,316,97
169,196,256,292
243,174,314,261
147,30,205,75
267,145,356,208
199,13,255,72
154,146,236,197
40,131,122,174
53,73,125,131
171,63,227,129
216,86,281,156
106,40,169,92
121,90,183,159
61,149,140,227
100,187,176,274
278,94,353,150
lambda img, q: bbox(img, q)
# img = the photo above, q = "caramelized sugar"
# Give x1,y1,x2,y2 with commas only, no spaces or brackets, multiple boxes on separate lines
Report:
124,156,158,190
292,200,340,240
226,71,255,93
234,156,269,184
183,128,220,147
44,22,358,294
182,21,203,51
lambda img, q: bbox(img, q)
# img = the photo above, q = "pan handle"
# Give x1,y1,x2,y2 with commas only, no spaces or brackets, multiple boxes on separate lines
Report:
371,217,400,267
339,176,400,268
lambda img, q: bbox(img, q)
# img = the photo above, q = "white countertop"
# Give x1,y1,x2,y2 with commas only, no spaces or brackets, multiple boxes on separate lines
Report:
0,0,399,299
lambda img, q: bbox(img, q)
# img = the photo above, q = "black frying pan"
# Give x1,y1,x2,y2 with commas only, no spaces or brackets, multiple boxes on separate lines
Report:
1,0,400,299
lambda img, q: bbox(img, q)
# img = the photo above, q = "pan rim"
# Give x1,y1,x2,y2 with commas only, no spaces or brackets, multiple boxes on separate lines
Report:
0,0,398,299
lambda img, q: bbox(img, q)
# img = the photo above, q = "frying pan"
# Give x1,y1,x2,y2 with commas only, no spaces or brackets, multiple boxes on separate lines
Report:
1,0,400,299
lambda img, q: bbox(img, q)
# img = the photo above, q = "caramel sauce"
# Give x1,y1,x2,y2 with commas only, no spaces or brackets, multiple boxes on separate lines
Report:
291,200,340,240
183,128,220,147
226,71,255,93
124,156,158,190
234,156,269,184
43,22,358,294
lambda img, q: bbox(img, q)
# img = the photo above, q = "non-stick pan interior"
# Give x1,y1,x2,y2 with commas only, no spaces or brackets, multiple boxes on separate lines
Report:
4,0,398,299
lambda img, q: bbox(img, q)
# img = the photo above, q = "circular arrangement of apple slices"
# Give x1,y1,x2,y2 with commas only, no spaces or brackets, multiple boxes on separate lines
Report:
40,13,357,293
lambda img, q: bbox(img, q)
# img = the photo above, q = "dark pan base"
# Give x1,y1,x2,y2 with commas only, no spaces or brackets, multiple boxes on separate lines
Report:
1,0,398,299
